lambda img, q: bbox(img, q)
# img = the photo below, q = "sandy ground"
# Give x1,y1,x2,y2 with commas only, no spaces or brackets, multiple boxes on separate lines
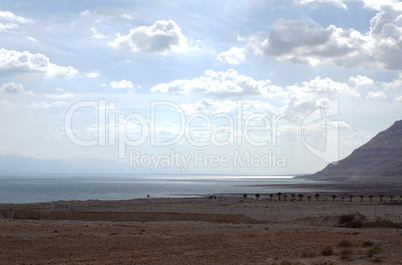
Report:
1,195,402,264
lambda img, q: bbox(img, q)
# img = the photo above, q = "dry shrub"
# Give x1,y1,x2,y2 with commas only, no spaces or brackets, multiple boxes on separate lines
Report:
338,212,367,228
340,249,353,260
337,240,352,247
321,246,333,256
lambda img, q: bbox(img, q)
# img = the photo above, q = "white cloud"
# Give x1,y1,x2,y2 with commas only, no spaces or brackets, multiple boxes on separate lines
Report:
108,20,188,53
300,76,350,93
381,73,402,90
296,0,347,9
217,47,246,64
0,22,18,32
230,5,402,70
26,36,37,42
109,80,133,89
0,10,33,24
81,8,132,21
151,69,287,98
367,90,386,99
349,75,374,87
91,28,105,39
295,0,401,11
45,93,74,99
0,82,23,93
0,48,78,78
394,95,402,102
86,71,100,78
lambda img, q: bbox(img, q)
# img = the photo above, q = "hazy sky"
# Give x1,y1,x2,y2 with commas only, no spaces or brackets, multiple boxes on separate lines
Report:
1,0,402,175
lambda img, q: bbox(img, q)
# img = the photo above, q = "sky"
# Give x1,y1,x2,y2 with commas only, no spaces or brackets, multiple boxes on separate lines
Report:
1,0,402,175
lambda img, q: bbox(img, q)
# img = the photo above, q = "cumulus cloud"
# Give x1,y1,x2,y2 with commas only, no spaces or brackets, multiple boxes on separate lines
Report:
0,82,23,93
0,49,78,78
151,69,287,98
367,90,386,99
349,75,374,87
109,80,133,89
108,20,188,53
217,47,246,64
225,5,402,70
86,71,100,78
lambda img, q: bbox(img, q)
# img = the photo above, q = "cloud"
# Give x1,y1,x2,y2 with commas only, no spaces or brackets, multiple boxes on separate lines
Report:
0,48,78,78
217,47,246,64
86,71,100,78
0,10,33,24
91,28,105,39
394,95,402,102
151,69,287,98
367,90,386,99
349,75,374,87
226,6,402,70
296,0,347,9
81,8,132,21
109,80,133,89
295,0,401,10
381,73,402,90
0,82,23,93
108,20,188,53
45,93,74,99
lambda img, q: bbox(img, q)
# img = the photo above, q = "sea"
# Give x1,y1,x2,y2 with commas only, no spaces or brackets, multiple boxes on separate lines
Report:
0,174,316,204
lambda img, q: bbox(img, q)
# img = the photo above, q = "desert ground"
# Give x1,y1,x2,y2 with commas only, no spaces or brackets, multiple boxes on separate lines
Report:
1,193,402,265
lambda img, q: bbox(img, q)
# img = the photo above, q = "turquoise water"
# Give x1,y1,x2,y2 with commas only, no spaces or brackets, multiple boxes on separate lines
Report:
0,174,314,204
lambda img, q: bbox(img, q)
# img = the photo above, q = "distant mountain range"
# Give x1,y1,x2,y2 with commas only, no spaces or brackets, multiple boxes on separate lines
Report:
303,120,402,181
0,154,128,174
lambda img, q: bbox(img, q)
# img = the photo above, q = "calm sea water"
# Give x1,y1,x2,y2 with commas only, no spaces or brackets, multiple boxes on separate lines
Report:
0,174,315,204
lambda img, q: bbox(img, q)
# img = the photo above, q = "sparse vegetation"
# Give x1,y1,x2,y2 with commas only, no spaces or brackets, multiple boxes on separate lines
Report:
338,212,367,228
369,195,373,201
379,195,384,201
307,195,311,201
277,192,282,201
349,195,354,202
362,241,373,247
283,194,288,201
243,194,247,200
298,193,304,201
331,195,336,201
314,193,320,201
337,240,352,247
360,195,364,202
366,246,380,257
255,194,260,200
321,246,333,256
340,249,353,260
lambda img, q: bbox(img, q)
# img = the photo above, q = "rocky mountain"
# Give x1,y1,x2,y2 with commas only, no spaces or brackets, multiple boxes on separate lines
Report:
303,120,402,181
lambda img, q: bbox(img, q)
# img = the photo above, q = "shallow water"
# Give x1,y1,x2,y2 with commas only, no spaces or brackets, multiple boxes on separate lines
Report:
0,174,316,204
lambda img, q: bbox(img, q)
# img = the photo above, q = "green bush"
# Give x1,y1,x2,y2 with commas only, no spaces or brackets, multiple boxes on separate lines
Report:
362,241,373,247
366,246,380,257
